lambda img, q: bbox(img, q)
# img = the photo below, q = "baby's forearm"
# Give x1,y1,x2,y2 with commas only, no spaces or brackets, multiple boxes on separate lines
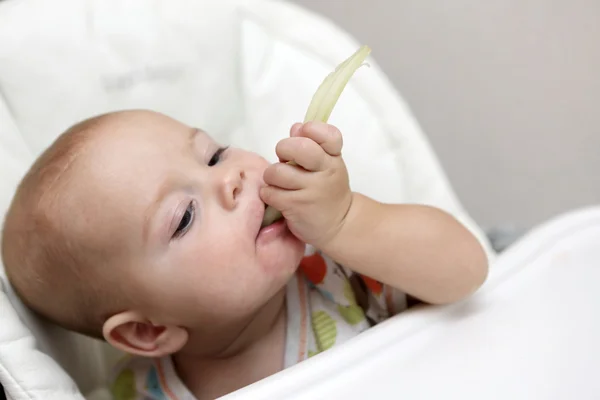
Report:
321,193,489,304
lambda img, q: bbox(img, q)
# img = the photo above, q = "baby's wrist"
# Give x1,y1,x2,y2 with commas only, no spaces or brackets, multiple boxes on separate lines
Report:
318,192,364,257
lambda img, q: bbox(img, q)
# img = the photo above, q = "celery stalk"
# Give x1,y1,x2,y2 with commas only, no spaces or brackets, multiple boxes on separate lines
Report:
262,45,372,228
303,45,371,123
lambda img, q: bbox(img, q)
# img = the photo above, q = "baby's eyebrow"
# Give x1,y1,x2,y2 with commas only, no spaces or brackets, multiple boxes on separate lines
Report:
189,127,200,147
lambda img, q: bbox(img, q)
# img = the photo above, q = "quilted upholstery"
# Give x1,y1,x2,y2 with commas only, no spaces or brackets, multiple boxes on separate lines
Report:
0,0,493,398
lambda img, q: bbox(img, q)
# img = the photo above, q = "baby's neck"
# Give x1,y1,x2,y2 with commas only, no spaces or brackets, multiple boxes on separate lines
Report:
173,290,287,400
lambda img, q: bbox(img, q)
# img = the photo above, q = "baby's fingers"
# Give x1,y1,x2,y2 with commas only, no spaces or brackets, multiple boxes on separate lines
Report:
291,122,343,156
263,163,308,190
260,186,296,214
276,137,327,172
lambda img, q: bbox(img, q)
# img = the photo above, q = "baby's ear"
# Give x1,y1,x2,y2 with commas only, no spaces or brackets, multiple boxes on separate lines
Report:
103,311,188,358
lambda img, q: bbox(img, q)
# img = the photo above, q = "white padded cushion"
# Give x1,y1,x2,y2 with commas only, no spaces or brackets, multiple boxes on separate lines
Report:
0,0,493,398
0,280,84,400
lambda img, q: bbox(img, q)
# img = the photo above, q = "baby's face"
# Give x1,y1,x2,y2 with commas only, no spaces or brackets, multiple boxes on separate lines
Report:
77,112,304,334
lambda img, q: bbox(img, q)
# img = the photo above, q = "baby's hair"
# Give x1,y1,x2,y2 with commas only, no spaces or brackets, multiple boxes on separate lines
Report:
1,113,127,340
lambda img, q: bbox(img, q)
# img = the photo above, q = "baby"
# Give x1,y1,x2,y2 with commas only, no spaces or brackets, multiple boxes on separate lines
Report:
1,110,488,400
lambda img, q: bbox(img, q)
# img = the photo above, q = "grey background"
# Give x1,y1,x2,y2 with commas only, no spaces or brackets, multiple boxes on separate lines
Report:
290,0,600,231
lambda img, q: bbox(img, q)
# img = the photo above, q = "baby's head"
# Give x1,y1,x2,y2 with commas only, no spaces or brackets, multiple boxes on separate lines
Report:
1,110,304,357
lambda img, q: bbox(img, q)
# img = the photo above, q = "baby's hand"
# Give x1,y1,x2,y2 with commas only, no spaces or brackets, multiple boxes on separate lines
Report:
261,122,352,248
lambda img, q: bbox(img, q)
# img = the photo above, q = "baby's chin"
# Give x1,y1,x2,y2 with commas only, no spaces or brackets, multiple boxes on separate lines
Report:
258,232,305,280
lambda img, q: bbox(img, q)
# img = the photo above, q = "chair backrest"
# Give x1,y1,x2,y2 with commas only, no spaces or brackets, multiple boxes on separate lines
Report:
0,0,494,396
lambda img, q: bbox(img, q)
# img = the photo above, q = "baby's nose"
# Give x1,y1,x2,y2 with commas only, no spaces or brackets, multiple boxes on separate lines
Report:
219,168,245,210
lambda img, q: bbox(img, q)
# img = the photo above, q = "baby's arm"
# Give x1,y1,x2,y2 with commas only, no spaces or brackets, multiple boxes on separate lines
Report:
321,194,488,304
261,122,488,305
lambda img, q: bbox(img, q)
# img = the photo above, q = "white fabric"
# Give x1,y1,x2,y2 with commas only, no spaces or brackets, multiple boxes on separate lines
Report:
0,0,497,399
0,280,84,400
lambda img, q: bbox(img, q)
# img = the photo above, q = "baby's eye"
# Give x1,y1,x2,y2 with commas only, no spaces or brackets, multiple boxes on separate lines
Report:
208,147,228,167
173,202,195,238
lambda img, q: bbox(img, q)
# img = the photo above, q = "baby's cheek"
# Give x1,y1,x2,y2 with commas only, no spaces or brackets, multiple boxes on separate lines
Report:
211,274,273,318
244,153,270,175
